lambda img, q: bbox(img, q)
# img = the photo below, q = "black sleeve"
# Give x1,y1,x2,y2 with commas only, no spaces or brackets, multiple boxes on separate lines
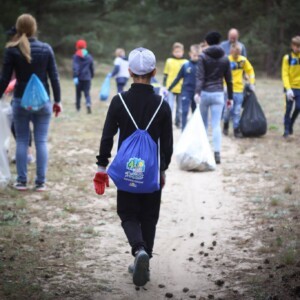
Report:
163,74,167,87
90,56,94,78
224,58,233,100
96,96,119,167
0,49,14,98
195,55,205,94
46,45,61,103
160,103,173,171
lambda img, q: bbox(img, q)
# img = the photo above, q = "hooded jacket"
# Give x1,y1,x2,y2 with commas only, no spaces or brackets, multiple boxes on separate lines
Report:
72,50,94,81
195,45,233,99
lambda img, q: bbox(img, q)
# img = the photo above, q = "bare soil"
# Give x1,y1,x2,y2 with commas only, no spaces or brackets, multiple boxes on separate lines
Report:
0,77,299,300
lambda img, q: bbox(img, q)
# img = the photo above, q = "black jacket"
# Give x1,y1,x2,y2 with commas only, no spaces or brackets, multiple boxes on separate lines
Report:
97,83,173,171
72,53,94,81
195,45,233,99
0,38,61,102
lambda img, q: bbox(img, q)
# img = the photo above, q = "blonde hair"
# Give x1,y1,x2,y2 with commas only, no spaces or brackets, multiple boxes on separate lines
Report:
115,48,125,57
190,44,200,54
172,42,184,51
230,43,241,54
6,14,37,63
291,36,300,46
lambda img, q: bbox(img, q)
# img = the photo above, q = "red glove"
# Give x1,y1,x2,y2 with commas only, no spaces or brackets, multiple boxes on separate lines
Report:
93,172,109,195
160,171,166,189
53,103,62,117
226,99,233,108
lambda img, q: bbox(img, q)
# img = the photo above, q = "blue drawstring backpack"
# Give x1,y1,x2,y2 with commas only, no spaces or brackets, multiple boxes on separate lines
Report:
107,93,163,193
21,74,49,111
99,74,111,101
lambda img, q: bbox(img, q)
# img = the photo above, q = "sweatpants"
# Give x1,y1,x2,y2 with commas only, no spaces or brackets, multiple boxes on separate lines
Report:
117,189,161,258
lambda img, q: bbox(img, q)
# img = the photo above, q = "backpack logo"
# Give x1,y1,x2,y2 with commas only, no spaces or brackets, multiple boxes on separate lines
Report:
126,157,145,180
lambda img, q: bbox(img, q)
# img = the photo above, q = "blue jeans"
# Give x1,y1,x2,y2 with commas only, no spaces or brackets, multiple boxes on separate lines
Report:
76,80,91,110
116,77,128,93
166,92,181,126
181,91,194,130
200,91,224,152
12,98,52,184
223,92,244,129
284,88,300,134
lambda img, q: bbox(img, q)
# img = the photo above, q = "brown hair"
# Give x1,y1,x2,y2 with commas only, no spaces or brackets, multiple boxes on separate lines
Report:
172,42,184,51
6,14,37,63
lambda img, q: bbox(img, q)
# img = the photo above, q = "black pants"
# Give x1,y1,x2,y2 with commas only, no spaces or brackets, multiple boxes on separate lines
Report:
76,80,91,110
117,189,162,258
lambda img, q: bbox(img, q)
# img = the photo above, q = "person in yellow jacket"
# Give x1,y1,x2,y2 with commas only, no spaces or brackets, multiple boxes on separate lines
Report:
163,42,187,128
281,36,300,137
223,43,255,137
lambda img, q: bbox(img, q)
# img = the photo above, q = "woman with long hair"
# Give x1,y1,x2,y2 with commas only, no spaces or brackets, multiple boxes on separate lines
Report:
0,14,62,191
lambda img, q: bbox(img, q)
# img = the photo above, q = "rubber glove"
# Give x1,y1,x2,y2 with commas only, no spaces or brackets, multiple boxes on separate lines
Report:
160,171,166,189
53,102,62,117
249,84,255,92
194,93,201,104
73,77,79,85
94,166,109,195
227,99,233,108
286,89,294,101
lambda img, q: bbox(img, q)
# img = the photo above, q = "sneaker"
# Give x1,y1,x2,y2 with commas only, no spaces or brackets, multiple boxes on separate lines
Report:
87,106,92,114
132,249,149,286
34,183,47,192
128,263,150,282
234,128,243,138
214,152,221,165
13,182,27,191
27,154,36,164
283,131,289,138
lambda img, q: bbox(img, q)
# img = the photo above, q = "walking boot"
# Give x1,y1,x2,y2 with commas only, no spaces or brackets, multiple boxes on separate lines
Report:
223,122,229,136
214,152,221,164
87,106,92,114
234,127,243,138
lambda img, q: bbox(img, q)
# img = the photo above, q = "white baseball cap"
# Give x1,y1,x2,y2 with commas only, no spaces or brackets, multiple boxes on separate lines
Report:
128,47,156,75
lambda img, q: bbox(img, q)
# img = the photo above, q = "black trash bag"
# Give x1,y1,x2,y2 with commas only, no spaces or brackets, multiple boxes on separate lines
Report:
240,85,267,137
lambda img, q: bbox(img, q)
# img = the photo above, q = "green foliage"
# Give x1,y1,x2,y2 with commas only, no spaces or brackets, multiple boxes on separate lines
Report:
1,0,300,75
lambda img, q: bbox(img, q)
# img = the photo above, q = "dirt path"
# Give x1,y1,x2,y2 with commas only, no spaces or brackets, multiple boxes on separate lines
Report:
78,134,253,300
2,78,299,300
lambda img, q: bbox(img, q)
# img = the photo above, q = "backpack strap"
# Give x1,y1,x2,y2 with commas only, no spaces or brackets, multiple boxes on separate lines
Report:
118,93,139,129
118,93,164,131
288,53,292,65
145,96,164,131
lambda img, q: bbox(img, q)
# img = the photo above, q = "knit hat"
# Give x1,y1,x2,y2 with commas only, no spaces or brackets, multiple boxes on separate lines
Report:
128,47,156,75
76,39,87,49
205,32,222,45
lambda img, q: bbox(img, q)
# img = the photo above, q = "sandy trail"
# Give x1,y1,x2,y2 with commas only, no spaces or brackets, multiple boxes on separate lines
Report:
85,133,253,300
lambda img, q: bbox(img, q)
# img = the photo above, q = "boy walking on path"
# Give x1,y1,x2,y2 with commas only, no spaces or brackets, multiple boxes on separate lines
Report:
163,42,188,128
223,43,255,137
281,36,300,137
168,44,199,130
94,47,173,287
72,39,94,113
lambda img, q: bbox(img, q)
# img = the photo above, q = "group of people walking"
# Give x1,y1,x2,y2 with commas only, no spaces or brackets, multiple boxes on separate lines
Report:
0,12,299,290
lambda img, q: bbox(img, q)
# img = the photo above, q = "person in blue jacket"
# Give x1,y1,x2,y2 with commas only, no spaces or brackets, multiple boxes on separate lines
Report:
72,40,94,113
168,45,200,130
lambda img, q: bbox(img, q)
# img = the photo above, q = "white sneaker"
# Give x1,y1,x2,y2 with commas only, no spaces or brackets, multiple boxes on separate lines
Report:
13,182,28,191
34,183,47,192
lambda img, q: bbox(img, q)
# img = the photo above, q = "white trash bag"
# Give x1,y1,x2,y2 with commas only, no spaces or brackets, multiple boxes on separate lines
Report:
0,101,11,187
175,106,216,172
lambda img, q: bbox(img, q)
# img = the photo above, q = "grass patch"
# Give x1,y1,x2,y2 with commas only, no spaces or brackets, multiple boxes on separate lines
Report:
15,198,27,209
63,205,77,213
281,247,298,265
